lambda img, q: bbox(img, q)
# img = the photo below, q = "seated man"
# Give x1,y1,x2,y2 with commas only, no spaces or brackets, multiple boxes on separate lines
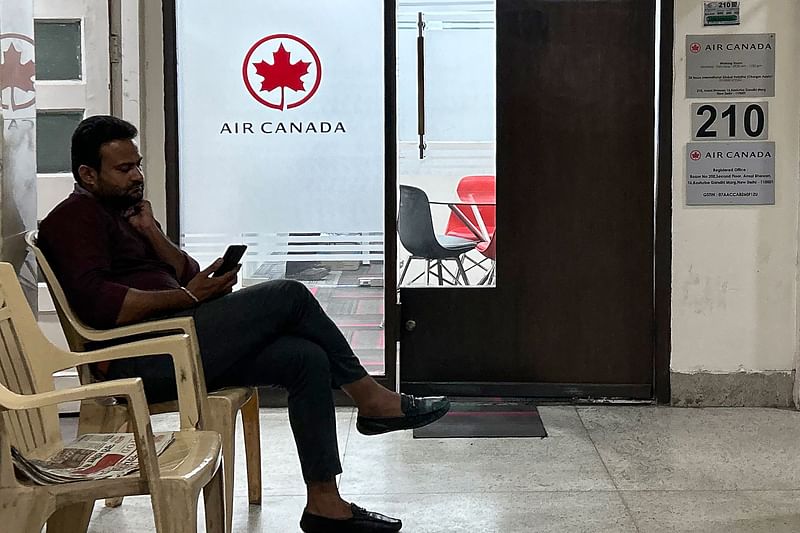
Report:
39,115,450,533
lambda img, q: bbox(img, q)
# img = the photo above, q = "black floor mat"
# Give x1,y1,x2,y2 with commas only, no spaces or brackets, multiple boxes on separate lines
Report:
413,400,548,439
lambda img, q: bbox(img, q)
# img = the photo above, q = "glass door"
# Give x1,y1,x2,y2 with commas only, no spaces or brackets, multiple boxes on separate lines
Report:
175,0,389,375
397,0,496,288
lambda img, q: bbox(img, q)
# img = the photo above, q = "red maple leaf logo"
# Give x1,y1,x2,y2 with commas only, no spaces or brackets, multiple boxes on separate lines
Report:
1,44,34,93
253,44,311,110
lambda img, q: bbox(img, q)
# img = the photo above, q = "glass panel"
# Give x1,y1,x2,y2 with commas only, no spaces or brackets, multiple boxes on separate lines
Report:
397,1,496,287
34,21,82,81
176,0,387,374
36,111,84,174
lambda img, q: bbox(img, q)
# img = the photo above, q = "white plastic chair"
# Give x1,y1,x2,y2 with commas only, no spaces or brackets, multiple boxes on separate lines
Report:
0,261,224,533
26,230,261,532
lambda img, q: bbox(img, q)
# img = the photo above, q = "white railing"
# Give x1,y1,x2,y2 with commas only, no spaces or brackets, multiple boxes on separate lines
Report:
182,231,384,267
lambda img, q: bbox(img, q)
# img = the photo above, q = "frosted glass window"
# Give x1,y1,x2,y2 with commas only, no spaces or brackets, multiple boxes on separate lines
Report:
34,21,82,80
37,111,84,174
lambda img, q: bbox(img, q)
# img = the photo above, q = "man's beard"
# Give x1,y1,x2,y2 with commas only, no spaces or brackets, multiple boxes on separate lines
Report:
96,186,143,211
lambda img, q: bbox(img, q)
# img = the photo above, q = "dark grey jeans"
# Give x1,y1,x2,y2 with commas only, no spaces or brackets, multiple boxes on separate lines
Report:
106,279,368,482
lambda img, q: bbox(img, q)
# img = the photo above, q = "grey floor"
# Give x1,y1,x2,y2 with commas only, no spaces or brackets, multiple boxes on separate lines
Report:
75,405,800,532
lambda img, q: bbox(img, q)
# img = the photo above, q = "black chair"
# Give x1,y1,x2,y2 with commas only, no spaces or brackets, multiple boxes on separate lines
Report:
397,185,478,285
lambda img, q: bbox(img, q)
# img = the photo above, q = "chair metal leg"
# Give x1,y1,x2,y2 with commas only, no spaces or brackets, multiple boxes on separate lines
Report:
425,260,431,285
440,263,458,285
479,260,496,285
463,253,489,272
398,256,413,286
456,257,470,286
437,261,444,286
408,271,425,285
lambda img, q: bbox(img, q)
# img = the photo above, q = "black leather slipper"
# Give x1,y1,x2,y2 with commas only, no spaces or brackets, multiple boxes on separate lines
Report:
356,394,450,436
300,503,402,532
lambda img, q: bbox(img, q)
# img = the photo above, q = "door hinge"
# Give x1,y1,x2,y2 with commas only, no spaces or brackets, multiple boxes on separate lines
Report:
109,34,121,64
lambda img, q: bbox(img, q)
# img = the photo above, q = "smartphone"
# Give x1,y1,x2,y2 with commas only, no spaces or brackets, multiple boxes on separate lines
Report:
212,244,247,277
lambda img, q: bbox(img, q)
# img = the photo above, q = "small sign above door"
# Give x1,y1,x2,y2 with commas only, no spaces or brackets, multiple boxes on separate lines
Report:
703,1,740,26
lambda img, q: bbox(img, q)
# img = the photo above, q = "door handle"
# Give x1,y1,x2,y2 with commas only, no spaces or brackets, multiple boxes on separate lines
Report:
417,12,426,159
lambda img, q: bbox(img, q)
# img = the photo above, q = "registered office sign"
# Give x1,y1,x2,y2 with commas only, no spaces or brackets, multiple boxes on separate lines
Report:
704,2,740,26
692,102,768,141
686,34,775,98
686,142,775,205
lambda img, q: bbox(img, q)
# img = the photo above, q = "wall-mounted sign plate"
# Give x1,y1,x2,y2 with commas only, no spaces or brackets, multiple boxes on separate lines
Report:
691,102,769,141
686,34,775,98
686,142,775,205
704,2,740,26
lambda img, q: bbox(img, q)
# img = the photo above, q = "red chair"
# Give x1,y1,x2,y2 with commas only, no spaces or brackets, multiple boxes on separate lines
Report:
444,175,496,241
444,175,495,279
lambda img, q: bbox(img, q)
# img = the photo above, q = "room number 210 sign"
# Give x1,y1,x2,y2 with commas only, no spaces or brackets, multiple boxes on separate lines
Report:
691,102,769,141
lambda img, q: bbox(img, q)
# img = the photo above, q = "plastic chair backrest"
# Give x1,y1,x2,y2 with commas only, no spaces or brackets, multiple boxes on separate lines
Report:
0,262,62,456
445,175,496,239
25,231,91,353
398,185,443,258
457,175,496,204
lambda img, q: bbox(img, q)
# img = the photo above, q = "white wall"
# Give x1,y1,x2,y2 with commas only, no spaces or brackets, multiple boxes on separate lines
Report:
671,0,800,373
139,0,167,223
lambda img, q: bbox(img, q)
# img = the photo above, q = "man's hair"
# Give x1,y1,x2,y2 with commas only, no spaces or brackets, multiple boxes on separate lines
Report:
71,115,138,183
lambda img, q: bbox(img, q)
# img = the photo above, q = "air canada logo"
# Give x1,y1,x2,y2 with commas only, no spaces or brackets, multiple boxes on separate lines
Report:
690,150,702,161
0,33,35,111
242,34,322,110
689,42,702,54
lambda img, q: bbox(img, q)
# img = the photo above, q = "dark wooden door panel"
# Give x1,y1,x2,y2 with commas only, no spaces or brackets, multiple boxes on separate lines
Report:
401,0,656,391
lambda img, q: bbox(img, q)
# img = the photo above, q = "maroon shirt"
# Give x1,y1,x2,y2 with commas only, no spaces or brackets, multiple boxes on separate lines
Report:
38,186,200,329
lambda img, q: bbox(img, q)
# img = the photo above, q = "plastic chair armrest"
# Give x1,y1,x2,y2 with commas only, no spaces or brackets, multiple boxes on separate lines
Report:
51,335,207,430
0,377,165,489
0,378,146,414
78,317,195,343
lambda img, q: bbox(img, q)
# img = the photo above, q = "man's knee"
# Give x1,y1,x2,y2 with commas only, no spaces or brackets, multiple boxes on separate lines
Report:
301,343,330,375
286,341,331,390
276,278,312,299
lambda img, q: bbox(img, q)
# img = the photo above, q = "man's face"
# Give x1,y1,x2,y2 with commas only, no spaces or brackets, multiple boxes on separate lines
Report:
81,138,144,209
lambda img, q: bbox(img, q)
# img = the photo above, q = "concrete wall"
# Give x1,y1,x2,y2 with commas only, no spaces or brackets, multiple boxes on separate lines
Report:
671,1,800,405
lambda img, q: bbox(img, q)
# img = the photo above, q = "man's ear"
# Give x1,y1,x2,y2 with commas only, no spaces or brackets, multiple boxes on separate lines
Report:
78,165,98,188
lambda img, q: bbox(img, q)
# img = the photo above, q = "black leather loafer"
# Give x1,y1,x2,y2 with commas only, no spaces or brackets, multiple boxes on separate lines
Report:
300,503,402,532
356,394,450,436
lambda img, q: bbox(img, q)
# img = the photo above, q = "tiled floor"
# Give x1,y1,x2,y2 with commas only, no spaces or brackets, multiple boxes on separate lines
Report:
75,405,800,532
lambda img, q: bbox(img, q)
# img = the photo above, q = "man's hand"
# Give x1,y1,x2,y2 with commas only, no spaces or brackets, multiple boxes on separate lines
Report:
125,200,158,234
185,258,240,302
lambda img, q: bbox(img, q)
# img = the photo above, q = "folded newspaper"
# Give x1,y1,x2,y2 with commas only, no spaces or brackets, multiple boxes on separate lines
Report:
12,432,175,485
